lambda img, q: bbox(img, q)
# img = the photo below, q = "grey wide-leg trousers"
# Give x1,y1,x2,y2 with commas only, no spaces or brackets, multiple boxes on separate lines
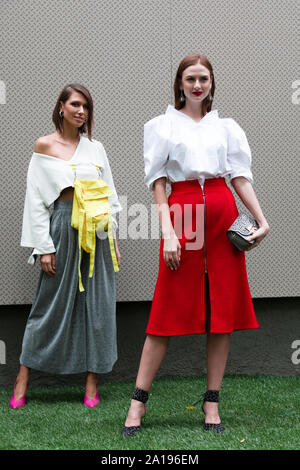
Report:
20,200,117,374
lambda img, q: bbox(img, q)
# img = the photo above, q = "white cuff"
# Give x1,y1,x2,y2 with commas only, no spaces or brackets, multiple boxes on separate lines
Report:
27,248,56,266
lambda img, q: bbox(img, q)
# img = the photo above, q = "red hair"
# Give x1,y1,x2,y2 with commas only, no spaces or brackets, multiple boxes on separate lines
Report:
173,53,215,115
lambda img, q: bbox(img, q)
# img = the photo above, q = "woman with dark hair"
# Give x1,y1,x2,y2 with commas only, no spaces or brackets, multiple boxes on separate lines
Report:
122,54,269,436
10,84,121,408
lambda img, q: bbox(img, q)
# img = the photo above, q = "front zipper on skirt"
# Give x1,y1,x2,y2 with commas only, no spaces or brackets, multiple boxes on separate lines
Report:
200,180,211,333
199,181,207,273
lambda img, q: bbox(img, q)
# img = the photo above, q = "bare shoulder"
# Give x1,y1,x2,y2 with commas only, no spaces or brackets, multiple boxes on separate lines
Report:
34,133,56,154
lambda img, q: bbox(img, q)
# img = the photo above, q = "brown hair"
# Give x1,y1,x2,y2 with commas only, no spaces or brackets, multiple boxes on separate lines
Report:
52,83,94,140
173,53,215,115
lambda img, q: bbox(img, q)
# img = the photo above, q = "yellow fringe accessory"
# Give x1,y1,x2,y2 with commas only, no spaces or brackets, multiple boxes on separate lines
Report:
71,165,119,292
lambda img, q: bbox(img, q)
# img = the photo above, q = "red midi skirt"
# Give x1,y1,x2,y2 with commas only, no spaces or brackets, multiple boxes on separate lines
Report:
146,178,259,336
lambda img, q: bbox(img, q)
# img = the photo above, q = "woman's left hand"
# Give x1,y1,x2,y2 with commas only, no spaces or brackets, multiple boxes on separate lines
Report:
245,223,270,251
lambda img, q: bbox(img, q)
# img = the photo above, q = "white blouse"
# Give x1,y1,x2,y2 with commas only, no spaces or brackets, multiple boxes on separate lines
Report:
144,105,254,190
21,135,122,265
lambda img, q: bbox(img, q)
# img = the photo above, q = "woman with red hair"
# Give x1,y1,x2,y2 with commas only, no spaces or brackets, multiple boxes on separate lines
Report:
122,54,269,436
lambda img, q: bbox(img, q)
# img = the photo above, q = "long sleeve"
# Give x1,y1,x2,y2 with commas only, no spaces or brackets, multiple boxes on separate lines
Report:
21,161,56,265
224,118,254,185
144,115,170,190
96,142,122,231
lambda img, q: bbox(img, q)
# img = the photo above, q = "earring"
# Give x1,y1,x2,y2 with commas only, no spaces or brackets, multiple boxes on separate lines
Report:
59,110,64,118
180,89,185,103
209,90,213,101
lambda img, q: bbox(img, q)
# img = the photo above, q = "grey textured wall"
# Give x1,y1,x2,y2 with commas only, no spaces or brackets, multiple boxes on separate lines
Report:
0,0,299,304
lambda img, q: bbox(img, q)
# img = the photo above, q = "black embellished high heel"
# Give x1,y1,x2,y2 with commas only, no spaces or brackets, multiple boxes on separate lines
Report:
122,387,149,438
201,389,224,433
190,389,224,433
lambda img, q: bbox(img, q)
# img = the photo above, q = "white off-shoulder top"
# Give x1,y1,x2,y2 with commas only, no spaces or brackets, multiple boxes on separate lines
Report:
144,105,254,190
21,135,122,265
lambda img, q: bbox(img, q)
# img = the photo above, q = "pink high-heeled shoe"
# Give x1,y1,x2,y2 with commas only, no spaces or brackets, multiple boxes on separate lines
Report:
9,382,27,409
84,390,100,408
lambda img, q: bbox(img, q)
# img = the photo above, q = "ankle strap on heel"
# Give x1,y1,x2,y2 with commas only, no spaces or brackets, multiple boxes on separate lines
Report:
189,389,220,408
132,387,149,403
203,390,219,403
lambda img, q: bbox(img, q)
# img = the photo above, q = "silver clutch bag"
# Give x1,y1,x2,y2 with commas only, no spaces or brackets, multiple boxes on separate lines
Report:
227,212,259,251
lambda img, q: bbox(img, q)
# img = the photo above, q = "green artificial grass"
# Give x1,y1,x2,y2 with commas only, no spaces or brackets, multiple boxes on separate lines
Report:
0,375,299,450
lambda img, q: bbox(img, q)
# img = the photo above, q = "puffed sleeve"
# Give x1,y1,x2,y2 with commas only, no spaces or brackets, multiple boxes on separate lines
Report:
21,158,56,265
96,141,122,232
224,118,254,185
144,115,170,190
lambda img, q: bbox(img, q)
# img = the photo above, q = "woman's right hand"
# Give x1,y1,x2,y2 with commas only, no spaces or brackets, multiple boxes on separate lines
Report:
40,253,56,276
153,177,181,270
163,234,181,270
